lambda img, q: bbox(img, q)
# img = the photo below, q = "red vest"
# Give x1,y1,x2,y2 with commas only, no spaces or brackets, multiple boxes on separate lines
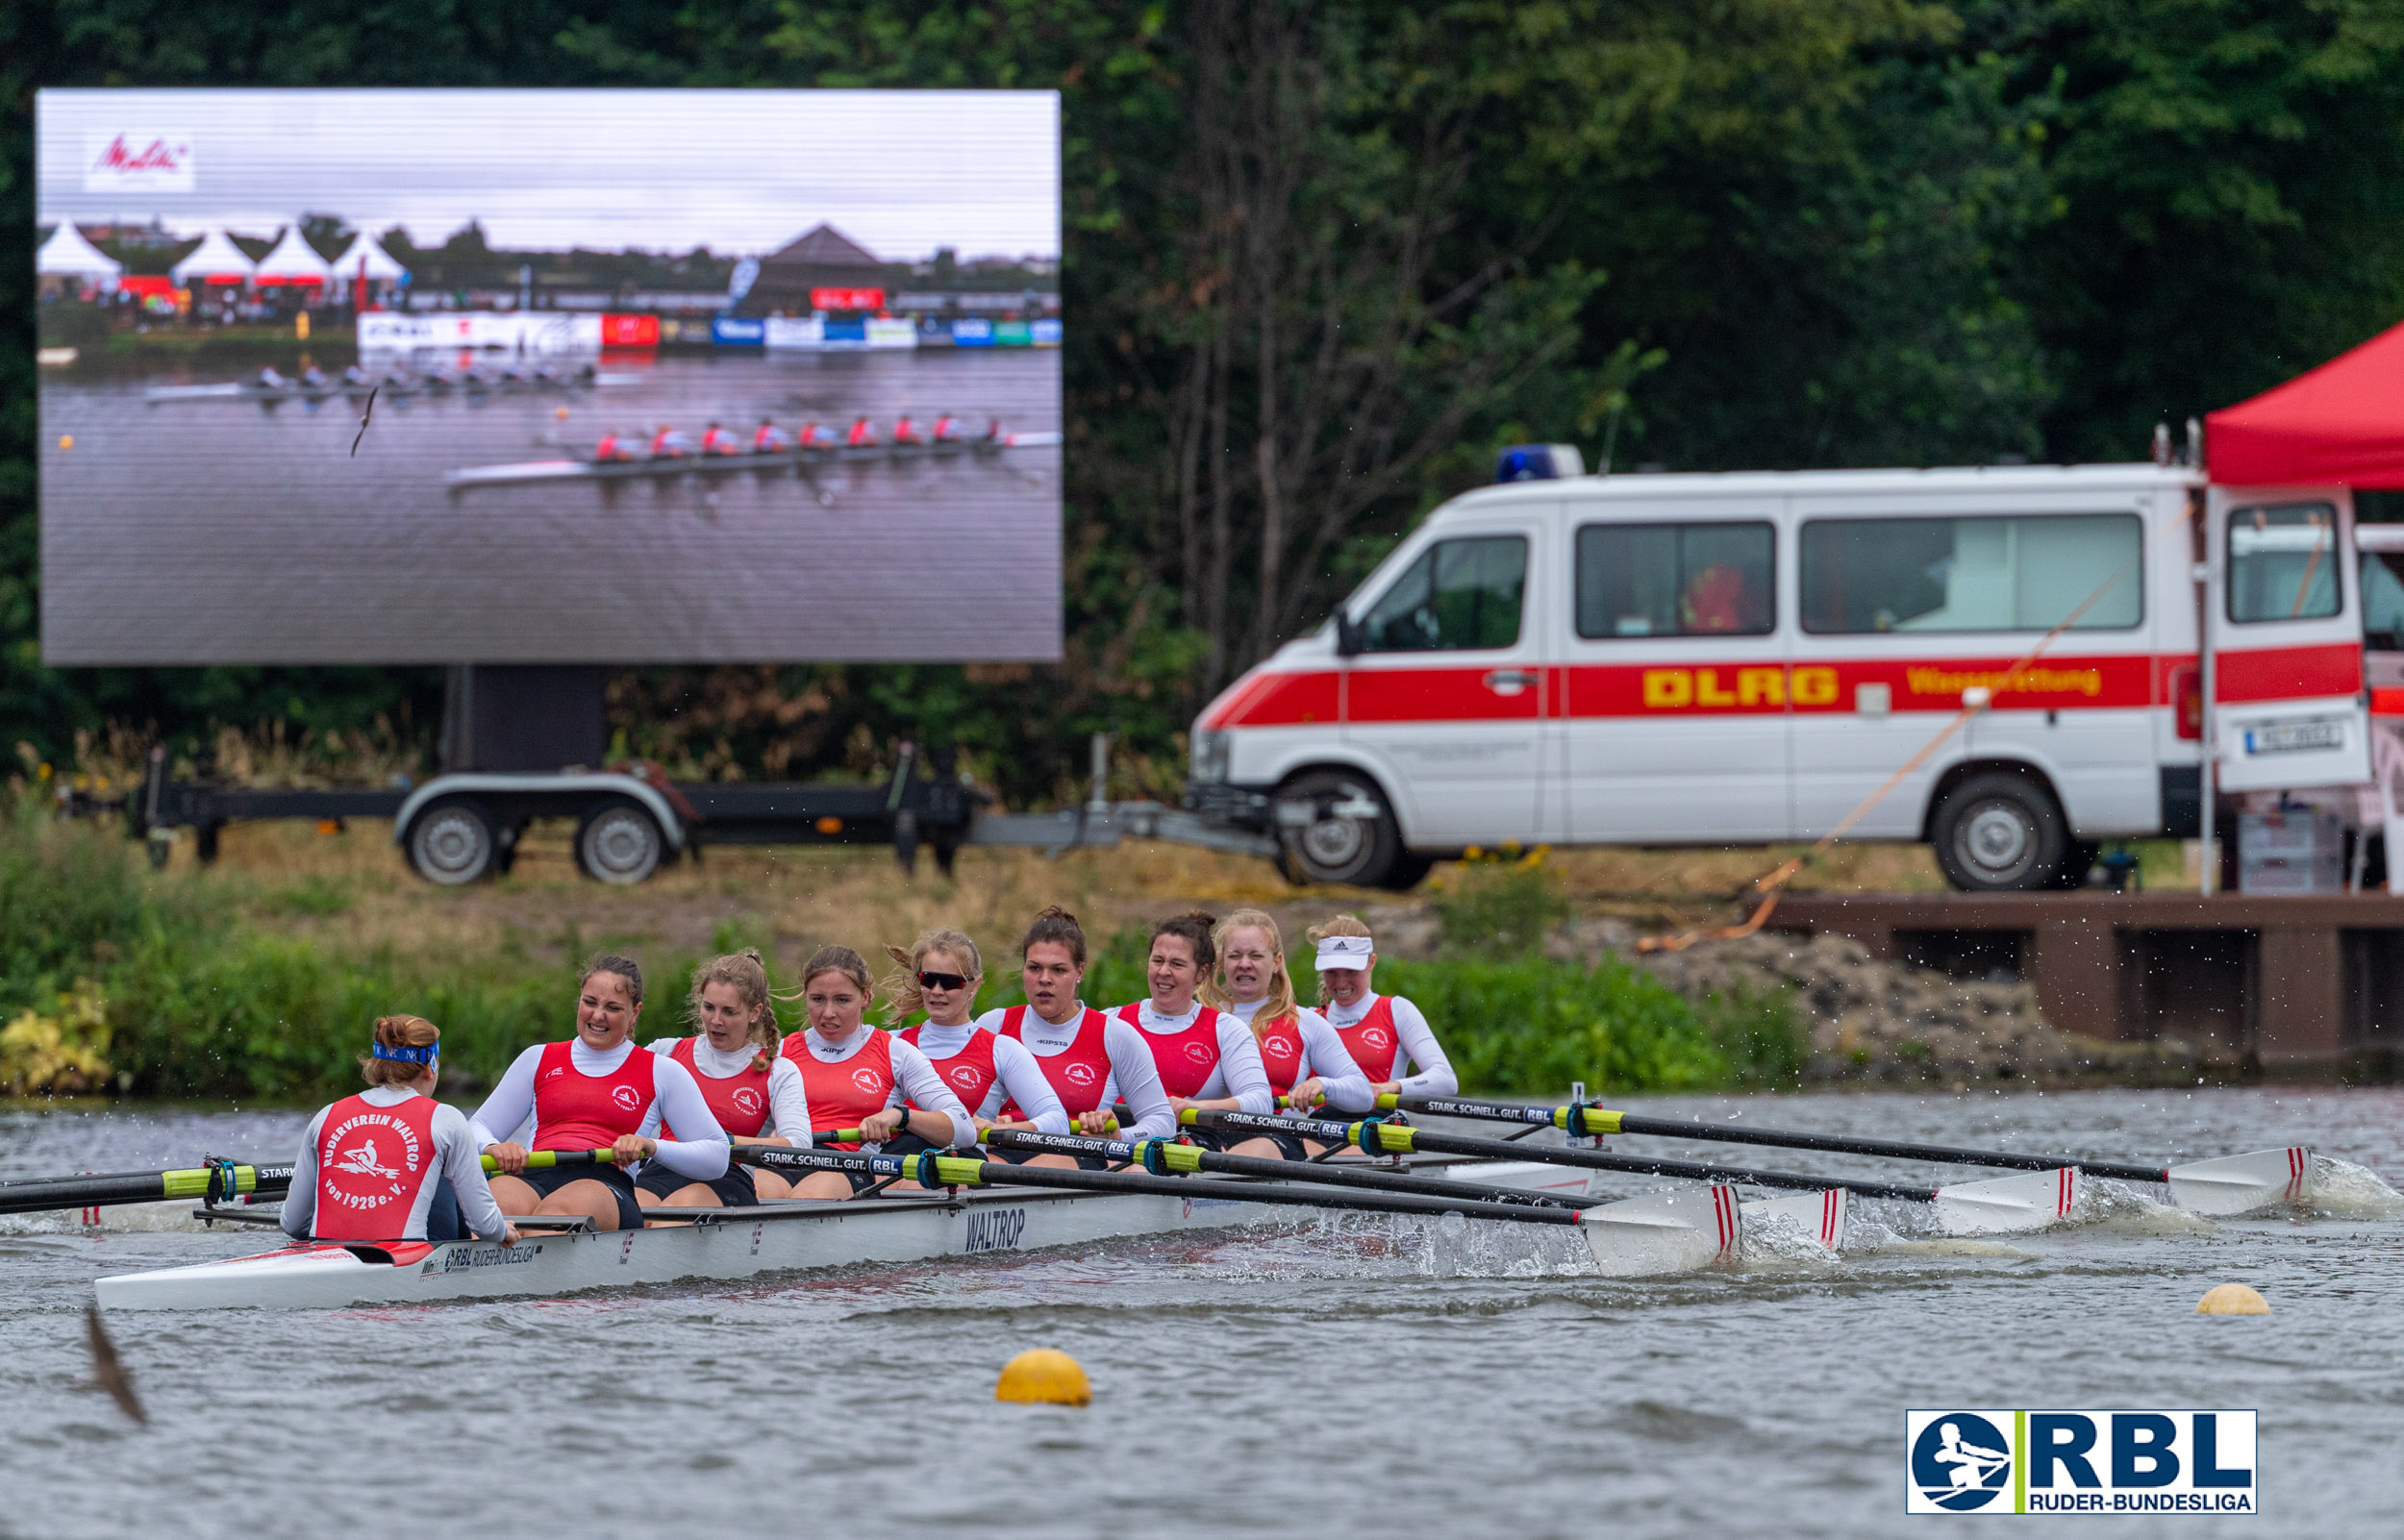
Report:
995,1006,1114,1118
899,1025,1000,1117
1335,996,1402,1081
532,1039,659,1153
1120,1003,1225,1100
781,1030,896,1151
1254,1010,1305,1098
664,1037,771,1139
312,1091,442,1241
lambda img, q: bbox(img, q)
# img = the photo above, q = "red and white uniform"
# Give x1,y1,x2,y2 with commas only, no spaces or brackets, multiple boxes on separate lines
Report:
701,424,740,455
1114,1002,1274,1113
281,1084,508,1243
468,1037,730,1182
779,1028,974,1151
976,1004,1176,1140
1224,997,1374,1113
905,1020,1068,1132
650,1035,814,1144
846,416,878,447
1323,994,1456,1096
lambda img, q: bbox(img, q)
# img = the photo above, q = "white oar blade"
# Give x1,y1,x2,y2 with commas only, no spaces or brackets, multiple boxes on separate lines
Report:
2166,1147,2313,1216
1932,1168,2079,1235
1577,1184,1740,1276
1740,1188,1849,1252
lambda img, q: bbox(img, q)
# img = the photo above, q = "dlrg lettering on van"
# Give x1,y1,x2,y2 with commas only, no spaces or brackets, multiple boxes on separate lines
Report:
1188,450,2369,891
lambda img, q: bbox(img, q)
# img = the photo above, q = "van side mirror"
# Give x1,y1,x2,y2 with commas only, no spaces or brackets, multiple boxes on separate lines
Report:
1334,610,1365,658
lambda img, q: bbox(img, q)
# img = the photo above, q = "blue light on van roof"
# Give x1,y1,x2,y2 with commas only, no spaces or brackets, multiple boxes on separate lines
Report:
1494,443,1585,483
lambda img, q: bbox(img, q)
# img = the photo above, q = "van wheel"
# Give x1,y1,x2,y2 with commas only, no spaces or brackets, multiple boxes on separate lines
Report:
407,799,499,885
576,800,665,884
1930,773,2069,892
1275,770,1409,888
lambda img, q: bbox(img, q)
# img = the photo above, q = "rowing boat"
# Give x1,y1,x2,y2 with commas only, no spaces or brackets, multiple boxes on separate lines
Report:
90,1155,1728,1311
143,372,641,404
443,431,1064,488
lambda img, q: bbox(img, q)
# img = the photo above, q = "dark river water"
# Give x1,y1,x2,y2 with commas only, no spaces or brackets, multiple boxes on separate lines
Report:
2,1086,2398,1539
38,348,1062,664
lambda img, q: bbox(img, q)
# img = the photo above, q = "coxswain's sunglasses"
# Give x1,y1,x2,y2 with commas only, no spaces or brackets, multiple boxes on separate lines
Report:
917,970,971,991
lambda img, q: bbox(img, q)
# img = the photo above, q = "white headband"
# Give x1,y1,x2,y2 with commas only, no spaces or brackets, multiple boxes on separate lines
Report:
1314,935,1374,971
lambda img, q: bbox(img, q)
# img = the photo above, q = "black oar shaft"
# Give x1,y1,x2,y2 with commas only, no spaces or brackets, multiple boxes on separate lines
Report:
1390,1096,2166,1184
0,1163,291,1218
1184,1109,1939,1204
978,1128,1585,1209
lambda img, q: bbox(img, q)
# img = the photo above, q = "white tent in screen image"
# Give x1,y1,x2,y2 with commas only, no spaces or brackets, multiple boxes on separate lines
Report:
328,233,409,284
170,229,258,286
253,227,333,286
36,222,123,286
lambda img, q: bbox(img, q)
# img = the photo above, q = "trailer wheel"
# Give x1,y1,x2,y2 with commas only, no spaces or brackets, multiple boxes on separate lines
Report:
1274,770,1416,889
1930,772,2069,892
406,799,499,885
575,800,665,885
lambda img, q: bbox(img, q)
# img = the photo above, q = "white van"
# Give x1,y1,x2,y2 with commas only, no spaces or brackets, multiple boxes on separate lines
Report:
1189,459,2371,890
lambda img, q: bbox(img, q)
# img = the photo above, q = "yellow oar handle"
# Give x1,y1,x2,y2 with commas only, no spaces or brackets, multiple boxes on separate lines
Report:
161,1164,274,1201
1372,1094,1626,1138
477,1149,618,1174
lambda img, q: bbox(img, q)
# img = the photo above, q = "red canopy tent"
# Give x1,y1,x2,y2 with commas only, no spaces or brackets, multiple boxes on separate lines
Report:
2208,320,2404,487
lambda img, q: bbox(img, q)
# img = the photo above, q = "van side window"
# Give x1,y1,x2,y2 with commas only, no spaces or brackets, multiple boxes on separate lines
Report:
1799,514,2141,633
2229,503,2341,623
1357,535,1527,652
2363,551,2404,649
1575,522,1773,638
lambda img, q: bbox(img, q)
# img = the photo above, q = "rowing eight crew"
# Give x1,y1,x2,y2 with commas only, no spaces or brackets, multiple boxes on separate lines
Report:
282,909,1455,1244
594,413,995,463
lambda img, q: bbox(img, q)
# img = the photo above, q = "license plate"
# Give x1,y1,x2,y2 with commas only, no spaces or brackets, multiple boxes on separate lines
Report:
2242,718,2345,755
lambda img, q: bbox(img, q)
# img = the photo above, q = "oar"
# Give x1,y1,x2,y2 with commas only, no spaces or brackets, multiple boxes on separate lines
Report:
977,1127,1587,1209
1379,1095,2315,1216
0,1148,618,1220
731,1145,1740,1277
1184,1108,2072,1239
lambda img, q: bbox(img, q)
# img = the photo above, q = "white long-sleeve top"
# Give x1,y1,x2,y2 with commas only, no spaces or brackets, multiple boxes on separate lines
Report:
793,1028,976,1146
970,1003,1178,1142
281,1085,510,1243
468,1037,731,1180
646,1036,815,1145
1323,993,1457,1096
905,1022,1071,1134
1223,997,1376,1113
1118,1000,1275,1116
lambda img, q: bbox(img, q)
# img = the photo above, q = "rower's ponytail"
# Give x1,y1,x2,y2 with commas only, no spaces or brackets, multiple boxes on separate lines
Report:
361,1014,439,1088
882,929,983,1023
688,949,779,1072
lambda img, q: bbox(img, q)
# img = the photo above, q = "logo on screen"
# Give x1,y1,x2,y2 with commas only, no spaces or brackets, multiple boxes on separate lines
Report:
85,132,194,191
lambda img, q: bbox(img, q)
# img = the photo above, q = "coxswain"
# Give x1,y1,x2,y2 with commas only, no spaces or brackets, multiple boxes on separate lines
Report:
932,412,961,443
754,416,794,455
1111,912,1281,1156
1201,908,1372,1157
892,413,925,446
651,422,694,459
281,1014,519,1248
701,419,741,456
637,949,814,1213
470,953,730,1231
883,930,1067,1148
777,946,974,1197
257,366,290,390
1307,915,1457,1098
977,907,1175,1167
846,414,880,448
595,429,634,463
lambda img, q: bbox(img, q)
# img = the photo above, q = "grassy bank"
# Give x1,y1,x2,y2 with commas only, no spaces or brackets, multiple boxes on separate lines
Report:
0,801,1798,1104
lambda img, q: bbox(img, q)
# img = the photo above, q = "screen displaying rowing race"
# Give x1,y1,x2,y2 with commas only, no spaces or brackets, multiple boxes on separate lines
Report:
34,88,1064,665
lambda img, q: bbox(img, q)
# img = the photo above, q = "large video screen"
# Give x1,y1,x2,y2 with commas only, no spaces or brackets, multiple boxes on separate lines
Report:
36,89,1063,664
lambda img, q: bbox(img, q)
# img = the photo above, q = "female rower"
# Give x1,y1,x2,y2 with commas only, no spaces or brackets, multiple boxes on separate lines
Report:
884,930,1069,1141
976,907,1176,1165
754,416,794,454
1201,908,1372,1156
1306,915,1458,1098
281,1014,519,1248
1114,912,1282,1157
471,954,731,1231
637,949,814,1213
778,946,974,1196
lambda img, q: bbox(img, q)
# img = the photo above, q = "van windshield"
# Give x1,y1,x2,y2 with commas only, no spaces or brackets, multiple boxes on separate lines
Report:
1356,535,1527,652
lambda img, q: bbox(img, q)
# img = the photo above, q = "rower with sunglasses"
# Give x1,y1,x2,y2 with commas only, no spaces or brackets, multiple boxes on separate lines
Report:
883,930,1069,1140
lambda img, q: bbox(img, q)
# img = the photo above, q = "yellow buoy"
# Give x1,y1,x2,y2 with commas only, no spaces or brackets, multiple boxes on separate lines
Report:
995,1349,1090,1405
556,406,570,419
58,435,74,450
2196,1283,2269,1315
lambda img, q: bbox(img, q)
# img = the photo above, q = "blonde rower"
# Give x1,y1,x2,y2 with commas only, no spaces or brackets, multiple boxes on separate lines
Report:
637,949,814,1212
1307,915,1457,1098
1202,908,1372,1157
777,945,974,1198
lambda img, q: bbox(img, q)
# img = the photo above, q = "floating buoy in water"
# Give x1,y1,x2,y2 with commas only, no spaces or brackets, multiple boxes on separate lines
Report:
996,1349,1090,1405
556,406,569,419
2196,1283,2269,1315
58,435,73,450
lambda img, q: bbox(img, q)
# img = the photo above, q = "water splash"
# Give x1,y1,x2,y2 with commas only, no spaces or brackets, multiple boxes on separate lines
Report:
2074,1180,2216,1236
2307,1156,2404,1219
1737,1205,1845,1266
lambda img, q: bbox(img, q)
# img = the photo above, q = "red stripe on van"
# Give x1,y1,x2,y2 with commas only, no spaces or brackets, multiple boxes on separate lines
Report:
2213,641,2361,703
1200,669,1340,730
1349,667,1540,723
